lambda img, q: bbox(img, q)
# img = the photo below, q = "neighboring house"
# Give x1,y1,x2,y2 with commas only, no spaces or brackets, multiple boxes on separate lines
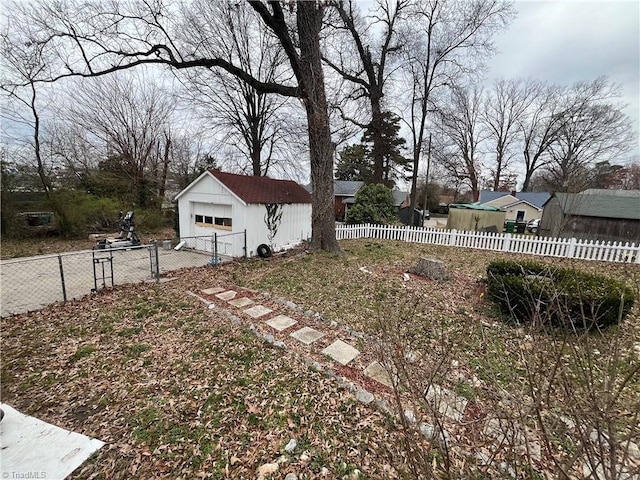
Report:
392,190,409,208
395,191,424,226
176,170,312,257
306,180,364,221
540,189,640,243
478,190,550,223
335,180,365,220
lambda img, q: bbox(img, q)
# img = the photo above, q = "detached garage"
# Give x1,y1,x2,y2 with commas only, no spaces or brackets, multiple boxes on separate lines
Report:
176,170,312,258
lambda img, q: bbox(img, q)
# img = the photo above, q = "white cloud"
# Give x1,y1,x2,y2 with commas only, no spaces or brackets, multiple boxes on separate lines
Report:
486,0,639,157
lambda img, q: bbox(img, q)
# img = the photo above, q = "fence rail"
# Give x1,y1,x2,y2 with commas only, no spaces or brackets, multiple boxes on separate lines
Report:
336,223,640,264
1,242,212,317
177,230,247,261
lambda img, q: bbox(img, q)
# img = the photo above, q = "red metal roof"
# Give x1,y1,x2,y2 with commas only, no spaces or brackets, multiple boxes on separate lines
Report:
210,170,312,205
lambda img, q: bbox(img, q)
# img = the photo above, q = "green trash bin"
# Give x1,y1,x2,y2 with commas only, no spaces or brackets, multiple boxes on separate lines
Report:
505,221,515,233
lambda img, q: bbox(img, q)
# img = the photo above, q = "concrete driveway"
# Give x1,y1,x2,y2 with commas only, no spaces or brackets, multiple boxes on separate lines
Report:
1,246,213,317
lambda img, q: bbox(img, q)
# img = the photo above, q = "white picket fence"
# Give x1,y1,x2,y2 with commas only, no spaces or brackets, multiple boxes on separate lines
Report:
335,224,640,264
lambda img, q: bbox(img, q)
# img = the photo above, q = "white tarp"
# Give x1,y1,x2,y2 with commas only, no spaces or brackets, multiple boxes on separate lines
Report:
0,403,105,479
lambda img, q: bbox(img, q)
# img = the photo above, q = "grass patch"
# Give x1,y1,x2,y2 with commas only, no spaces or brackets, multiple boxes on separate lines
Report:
122,343,151,358
70,345,96,362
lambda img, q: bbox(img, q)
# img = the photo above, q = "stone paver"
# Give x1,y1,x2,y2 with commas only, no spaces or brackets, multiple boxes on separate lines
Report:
290,327,325,345
321,340,360,365
425,384,468,422
202,287,226,295
228,297,255,308
244,305,273,318
363,361,394,388
266,314,297,332
216,290,237,301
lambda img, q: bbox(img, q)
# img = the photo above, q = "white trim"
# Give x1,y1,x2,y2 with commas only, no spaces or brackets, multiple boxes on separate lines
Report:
175,171,248,206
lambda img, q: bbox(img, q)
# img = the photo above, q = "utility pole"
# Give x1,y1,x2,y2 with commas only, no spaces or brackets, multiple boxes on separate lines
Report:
422,134,432,222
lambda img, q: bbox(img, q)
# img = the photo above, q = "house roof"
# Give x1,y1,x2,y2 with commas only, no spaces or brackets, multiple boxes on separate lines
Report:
305,180,364,197
392,190,409,207
334,180,365,196
478,190,510,204
210,170,311,204
518,192,551,209
549,191,640,220
478,190,550,209
580,188,640,198
450,203,503,211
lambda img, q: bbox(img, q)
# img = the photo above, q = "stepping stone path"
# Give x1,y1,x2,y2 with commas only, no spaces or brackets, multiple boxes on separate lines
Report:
191,284,639,476
197,285,472,423
198,285,480,419
363,361,394,389
202,287,226,295
196,286,376,382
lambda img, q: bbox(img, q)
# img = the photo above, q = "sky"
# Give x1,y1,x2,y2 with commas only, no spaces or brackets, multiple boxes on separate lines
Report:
484,0,640,160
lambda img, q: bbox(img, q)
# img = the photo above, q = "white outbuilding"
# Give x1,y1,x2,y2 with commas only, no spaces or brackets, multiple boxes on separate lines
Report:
175,170,312,258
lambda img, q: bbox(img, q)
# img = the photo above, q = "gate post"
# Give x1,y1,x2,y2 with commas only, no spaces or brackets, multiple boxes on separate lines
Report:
58,254,67,303
154,243,160,282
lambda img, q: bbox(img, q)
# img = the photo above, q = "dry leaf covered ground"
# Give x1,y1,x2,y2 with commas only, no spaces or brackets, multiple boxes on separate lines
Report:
1,239,639,478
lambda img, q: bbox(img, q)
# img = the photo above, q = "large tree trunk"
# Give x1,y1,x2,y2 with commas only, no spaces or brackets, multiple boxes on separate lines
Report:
297,3,341,253
370,90,385,184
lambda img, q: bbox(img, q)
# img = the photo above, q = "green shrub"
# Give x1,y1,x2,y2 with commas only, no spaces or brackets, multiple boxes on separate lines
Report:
49,191,122,237
346,183,397,225
134,209,163,232
486,259,634,329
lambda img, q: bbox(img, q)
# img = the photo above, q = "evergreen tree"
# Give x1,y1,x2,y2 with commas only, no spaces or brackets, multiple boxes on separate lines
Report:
346,183,396,225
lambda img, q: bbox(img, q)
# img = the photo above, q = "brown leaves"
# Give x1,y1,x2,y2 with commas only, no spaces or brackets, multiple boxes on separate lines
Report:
3,239,638,479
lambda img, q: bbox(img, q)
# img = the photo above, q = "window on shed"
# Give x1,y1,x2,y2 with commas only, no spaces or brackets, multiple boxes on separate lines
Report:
194,204,232,230
215,217,232,228
195,215,214,227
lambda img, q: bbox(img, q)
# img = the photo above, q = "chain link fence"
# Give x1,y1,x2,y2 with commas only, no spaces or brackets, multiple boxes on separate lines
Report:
177,230,247,263
0,242,213,317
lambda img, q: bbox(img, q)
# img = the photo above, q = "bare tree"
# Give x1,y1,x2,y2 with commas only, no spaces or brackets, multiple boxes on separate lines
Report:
168,134,217,191
0,24,52,196
324,0,409,184
483,78,535,191
518,81,565,191
607,159,640,190
62,71,176,207
11,0,340,252
435,84,486,201
178,1,299,178
46,121,101,190
397,0,514,216
543,78,634,193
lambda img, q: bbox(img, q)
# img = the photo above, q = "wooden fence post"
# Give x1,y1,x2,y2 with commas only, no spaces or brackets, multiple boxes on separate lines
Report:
567,237,577,259
502,233,512,253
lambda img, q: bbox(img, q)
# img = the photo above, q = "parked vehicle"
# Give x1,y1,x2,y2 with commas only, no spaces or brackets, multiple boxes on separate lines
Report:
527,218,540,233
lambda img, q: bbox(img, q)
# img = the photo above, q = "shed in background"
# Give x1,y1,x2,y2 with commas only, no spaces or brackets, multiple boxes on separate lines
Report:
446,204,506,232
540,190,640,243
